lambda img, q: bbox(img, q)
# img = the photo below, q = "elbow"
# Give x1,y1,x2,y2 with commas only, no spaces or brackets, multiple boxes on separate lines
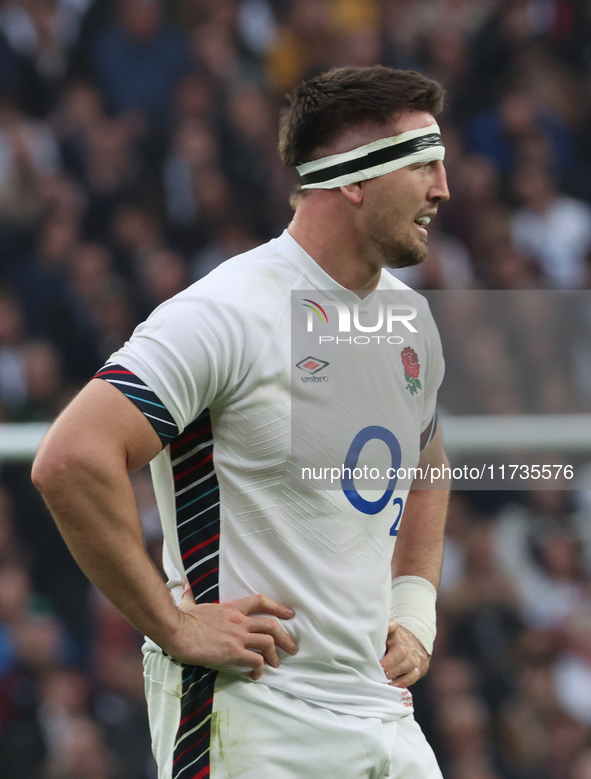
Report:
32,433,123,500
32,444,73,498
32,431,97,498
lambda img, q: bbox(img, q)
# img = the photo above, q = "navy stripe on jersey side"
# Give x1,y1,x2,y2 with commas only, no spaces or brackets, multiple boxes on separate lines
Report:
420,412,438,451
94,364,179,445
171,411,220,779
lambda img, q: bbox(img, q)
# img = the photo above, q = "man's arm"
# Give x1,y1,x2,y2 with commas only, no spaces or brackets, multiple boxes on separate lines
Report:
32,379,297,678
380,427,450,686
391,427,449,586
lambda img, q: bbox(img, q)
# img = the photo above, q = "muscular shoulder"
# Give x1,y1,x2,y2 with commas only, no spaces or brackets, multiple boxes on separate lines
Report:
181,239,302,324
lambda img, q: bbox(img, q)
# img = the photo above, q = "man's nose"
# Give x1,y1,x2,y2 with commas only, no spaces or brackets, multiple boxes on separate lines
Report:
430,162,450,203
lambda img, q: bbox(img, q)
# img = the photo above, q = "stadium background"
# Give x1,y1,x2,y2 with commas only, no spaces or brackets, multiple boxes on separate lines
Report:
1,0,591,777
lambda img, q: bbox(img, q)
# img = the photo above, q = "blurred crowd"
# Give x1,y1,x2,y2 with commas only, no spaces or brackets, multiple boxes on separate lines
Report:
1,0,591,777
428,291,591,416
421,489,591,779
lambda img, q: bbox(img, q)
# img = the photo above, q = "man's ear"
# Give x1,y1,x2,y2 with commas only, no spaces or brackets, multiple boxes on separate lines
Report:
339,181,364,205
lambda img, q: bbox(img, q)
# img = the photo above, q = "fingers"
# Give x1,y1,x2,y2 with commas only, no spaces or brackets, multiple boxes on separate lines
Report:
240,632,291,682
173,592,298,676
242,624,298,679
381,636,409,674
389,666,421,688
246,633,281,670
380,622,429,687
381,649,416,680
382,641,406,667
248,617,298,656
234,593,296,620
241,650,265,681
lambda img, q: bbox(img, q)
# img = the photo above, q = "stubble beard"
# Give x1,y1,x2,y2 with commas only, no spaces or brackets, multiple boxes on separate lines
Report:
371,233,428,270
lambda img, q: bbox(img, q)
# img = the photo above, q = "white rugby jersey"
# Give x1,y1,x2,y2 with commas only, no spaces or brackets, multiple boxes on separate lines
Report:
97,230,444,722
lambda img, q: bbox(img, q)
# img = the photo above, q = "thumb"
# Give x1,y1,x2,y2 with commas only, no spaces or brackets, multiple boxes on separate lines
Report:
388,619,399,635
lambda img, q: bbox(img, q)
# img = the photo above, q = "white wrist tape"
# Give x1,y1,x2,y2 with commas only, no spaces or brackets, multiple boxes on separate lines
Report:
390,575,437,656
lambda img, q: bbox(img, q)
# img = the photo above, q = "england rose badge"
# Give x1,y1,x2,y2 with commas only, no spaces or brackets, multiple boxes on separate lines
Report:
401,347,422,395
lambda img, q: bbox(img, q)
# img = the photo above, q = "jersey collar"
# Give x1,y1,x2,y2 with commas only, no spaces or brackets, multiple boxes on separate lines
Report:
273,229,407,303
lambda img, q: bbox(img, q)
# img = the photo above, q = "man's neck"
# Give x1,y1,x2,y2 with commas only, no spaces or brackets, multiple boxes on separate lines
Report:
288,198,382,292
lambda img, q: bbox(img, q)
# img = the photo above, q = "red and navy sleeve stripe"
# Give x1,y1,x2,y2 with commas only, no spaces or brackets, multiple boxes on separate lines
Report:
171,410,220,779
420,411,438,451
94,364,179,445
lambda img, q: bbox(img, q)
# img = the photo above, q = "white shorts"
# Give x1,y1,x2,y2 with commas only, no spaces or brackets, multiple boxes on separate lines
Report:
143,644,443,779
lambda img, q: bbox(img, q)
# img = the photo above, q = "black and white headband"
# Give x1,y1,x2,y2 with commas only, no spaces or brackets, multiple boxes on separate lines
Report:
296,124,445,190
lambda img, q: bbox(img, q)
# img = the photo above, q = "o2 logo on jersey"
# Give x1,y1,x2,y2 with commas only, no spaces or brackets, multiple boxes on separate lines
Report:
341,426,404,534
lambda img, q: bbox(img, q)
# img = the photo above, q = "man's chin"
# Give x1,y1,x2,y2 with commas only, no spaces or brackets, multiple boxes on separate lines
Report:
381,242,428,270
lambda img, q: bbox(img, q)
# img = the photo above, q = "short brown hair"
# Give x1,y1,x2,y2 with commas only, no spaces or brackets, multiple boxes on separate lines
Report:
279,66,445,169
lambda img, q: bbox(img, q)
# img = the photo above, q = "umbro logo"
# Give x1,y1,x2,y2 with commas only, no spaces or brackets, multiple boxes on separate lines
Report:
296,357,329,375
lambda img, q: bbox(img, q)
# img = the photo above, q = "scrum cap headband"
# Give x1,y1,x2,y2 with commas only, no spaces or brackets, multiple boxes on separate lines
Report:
296,124,445,190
